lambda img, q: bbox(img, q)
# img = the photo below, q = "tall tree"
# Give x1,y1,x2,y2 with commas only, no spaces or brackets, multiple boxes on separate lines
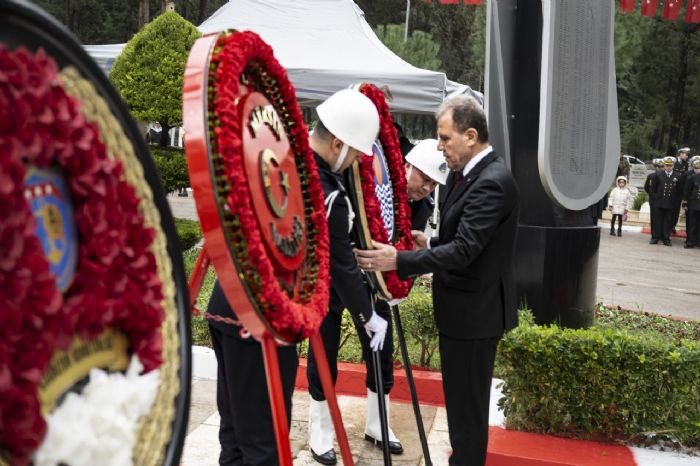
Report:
109,11,201,145
374,24,442,71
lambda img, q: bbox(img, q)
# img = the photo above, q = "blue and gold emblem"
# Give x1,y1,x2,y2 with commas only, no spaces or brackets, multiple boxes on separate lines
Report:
24,167,78,292
371,141,395,241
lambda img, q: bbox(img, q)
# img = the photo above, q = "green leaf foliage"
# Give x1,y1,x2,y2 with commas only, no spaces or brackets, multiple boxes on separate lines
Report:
373,24,442,71
151,147,190,195
174,218,202,252
632,190,648,211
498,311,700,446
397,278,439,367
109,12,201,127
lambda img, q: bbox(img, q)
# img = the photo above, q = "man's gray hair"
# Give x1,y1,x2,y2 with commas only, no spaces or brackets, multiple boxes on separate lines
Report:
436,95,489,143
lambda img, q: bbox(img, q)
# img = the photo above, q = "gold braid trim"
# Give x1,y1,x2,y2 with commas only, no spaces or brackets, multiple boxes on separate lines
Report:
58,66,181,466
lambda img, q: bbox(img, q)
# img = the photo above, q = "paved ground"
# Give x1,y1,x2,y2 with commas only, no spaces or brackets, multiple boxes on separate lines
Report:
597,226,700,321
169,194,700,321
182,377,462,466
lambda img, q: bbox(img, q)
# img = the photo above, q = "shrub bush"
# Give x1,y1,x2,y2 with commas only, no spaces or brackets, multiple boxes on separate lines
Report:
498,312,700,446
632,190,648,211
398,278,439,367
174,218,202,252
151,147,190,195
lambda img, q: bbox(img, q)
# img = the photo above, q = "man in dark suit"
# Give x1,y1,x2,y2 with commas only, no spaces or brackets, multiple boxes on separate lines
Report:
650,156,683,246
355,95,520,465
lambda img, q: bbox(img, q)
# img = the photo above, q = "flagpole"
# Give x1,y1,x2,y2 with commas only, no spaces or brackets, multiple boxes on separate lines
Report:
404,0,411,42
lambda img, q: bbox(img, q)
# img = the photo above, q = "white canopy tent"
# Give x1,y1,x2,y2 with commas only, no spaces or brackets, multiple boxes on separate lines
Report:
84,0,481,114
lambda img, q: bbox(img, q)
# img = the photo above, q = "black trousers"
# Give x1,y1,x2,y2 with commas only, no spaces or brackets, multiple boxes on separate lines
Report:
610,214,623,232
652,206,675,241
439,334,500,466
307,300,394,401
687,209,700,246
210,324,298,466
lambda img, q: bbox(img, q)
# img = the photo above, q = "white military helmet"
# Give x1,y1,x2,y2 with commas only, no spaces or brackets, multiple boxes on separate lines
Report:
406,139,448,185
316,89,379,155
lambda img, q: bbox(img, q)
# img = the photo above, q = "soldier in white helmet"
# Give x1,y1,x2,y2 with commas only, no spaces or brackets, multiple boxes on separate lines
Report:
207,89,383,466
405,139,449,230
305,89,393,465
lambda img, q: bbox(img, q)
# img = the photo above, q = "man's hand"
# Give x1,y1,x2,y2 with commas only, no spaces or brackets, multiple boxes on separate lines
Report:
364,311,388,351
411,230,428,250
353,242,398,272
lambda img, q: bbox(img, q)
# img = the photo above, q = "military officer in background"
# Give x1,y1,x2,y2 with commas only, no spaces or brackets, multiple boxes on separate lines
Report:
683,155,700,248
305,89,394,466
644,158,664,237
404,139,449,230
672,148,691,233
649,156,683,246
674,147,691,173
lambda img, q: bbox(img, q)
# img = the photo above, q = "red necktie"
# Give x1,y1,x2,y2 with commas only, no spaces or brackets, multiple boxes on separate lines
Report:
446,171,465,203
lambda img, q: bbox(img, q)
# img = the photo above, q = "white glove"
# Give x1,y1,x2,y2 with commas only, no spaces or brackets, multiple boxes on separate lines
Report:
364,311,388,352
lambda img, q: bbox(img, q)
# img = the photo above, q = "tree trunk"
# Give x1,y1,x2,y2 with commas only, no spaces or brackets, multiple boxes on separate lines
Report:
196,0,209,25
138,0,149,30
667,24,699,153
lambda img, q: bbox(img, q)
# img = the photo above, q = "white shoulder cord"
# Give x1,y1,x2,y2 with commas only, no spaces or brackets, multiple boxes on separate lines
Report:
324,190,355,234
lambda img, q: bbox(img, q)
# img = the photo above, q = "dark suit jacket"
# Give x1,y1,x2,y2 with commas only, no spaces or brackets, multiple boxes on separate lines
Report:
409,196,434,231
651,170,683,209
396,151,519,340
685,172,700,211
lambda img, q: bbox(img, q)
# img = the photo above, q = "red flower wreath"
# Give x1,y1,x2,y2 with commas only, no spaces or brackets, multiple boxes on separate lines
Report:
207,31,330,338
357,83,414,299
0,46,164,464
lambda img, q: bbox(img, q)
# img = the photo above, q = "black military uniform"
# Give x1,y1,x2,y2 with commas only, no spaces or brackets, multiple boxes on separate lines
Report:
206,282,298,466
644,170,657,238
650,169,683,245
672,159,689,232
306,152,392,402
684,171,700,248
409,196,434,231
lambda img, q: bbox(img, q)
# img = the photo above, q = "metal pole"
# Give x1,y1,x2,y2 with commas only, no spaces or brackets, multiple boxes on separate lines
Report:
392,304,432,465
371,349,392,465
404,0,411,42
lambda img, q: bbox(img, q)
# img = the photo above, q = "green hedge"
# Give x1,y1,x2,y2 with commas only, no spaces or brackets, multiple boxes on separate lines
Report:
498,312,700,446
151,147,190,195
174,218,202,252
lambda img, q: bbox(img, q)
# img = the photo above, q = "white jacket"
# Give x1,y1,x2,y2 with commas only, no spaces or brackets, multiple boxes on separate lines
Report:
609,187,632,215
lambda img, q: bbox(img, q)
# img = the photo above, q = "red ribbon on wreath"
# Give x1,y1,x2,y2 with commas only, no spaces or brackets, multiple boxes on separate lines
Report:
0,46,164,464
357,83,414,300
208,31,330,338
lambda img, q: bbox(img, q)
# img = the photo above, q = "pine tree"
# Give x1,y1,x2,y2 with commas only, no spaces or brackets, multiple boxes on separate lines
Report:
109,11,201,145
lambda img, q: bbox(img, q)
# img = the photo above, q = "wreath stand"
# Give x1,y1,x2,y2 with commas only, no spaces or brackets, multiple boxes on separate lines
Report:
187,247,355,466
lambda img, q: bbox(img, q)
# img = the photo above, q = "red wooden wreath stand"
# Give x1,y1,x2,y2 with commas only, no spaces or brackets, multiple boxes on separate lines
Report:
183,33,354,466
186,248,353,466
